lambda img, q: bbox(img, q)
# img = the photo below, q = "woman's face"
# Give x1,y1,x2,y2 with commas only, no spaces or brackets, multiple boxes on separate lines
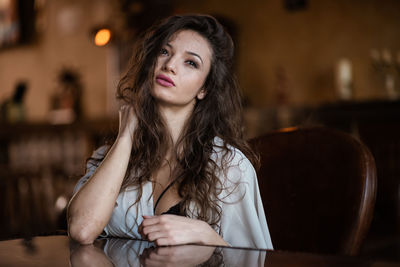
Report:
151,30,212,109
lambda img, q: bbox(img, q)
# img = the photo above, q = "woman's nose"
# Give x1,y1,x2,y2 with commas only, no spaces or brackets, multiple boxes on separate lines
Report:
163,58,176,74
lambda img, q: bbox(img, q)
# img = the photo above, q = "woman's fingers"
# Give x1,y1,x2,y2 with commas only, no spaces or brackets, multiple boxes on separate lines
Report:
141,215,177,234
138,223,146,239
118,105,137,139
147,231,171,243
142,223,172,242
142,224,163,235
141,215,160,226
139,216,163,240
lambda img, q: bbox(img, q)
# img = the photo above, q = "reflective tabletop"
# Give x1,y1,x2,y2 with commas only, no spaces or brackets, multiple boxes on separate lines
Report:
0,235,398,266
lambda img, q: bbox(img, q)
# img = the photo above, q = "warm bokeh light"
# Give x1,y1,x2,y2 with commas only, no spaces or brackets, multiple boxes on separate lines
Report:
94,28,111,46
279,126,298,133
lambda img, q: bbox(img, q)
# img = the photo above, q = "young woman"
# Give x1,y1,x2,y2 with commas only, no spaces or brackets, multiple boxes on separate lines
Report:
67,14,273,249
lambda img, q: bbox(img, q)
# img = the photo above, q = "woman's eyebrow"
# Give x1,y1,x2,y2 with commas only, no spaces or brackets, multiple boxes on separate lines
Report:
186,51,203,64
166,43,203,64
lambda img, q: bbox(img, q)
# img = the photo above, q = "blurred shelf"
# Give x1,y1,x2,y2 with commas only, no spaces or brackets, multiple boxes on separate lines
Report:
0,119,118,138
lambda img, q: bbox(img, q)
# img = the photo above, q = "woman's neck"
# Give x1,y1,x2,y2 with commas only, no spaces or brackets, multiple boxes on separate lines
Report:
158,103,194,145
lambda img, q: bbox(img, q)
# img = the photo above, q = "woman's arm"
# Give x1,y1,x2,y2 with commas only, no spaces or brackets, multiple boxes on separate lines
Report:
67,105,137,244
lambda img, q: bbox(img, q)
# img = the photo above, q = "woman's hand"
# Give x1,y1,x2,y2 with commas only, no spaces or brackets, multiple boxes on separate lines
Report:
138,215,228,246
117,105,138,141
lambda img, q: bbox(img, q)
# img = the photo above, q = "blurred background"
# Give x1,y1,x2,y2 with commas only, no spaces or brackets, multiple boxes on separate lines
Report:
0,0,399,262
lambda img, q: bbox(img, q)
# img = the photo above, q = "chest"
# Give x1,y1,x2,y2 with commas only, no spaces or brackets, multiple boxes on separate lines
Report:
151,162,182,215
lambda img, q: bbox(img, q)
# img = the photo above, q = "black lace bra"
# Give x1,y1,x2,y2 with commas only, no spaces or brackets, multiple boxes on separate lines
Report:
154,180,184,216
161,202,183,215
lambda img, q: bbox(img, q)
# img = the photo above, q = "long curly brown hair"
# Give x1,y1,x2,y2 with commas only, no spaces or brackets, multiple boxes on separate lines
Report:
114,14,258,229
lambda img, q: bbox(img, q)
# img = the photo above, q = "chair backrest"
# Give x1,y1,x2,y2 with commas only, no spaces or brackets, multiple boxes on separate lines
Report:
249,127,377,255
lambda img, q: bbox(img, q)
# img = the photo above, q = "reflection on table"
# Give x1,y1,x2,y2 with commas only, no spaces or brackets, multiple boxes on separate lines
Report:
70,237,265,267
0,235,398,266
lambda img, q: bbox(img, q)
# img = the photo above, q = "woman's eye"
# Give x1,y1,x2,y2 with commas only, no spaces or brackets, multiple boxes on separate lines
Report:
186,60,198,68
160,48,168,55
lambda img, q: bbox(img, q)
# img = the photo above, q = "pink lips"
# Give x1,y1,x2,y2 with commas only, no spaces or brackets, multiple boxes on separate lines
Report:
156,74,175,87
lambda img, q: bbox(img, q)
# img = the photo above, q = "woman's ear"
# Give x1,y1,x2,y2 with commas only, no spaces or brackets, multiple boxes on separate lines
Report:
197,88,207,100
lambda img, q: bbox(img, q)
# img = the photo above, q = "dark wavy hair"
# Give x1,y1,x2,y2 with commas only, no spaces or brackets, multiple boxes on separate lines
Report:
113,14,258,230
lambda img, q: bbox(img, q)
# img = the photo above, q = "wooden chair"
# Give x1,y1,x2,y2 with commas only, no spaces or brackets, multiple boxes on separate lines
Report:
249,127,377,255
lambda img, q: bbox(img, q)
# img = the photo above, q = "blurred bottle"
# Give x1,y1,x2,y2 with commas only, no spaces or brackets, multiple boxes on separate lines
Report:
335,58,353,100
49,68,83,124
275,66,292,128
0,81,28,123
